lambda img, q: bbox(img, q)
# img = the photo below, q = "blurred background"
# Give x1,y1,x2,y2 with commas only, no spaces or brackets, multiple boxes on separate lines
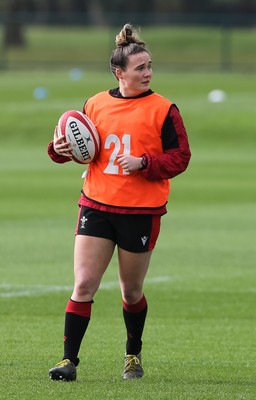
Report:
0,0,255,72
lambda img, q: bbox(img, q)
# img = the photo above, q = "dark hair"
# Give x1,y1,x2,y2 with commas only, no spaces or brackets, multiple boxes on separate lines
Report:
110,23,149,78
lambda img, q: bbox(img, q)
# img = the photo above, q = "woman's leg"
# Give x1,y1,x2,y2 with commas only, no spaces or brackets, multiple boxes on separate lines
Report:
64,235,115,361
49,235,115,380
118,248,152,378
118,248,152,352
118,248,152,305
72,235,115,301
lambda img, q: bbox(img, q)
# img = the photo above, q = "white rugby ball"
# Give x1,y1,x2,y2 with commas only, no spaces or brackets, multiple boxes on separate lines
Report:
57,110,100,164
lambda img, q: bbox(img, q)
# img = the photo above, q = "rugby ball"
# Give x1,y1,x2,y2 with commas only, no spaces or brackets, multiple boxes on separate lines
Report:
57,110,100,164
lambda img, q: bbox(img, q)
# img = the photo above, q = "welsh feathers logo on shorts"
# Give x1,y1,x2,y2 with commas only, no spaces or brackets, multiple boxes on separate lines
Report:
80,216,88,229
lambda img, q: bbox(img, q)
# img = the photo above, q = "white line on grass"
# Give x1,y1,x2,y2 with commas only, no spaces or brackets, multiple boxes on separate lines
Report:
0,276,172,298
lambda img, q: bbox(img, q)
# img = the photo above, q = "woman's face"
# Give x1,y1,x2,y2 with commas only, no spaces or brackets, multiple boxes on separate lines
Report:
117,52,152,97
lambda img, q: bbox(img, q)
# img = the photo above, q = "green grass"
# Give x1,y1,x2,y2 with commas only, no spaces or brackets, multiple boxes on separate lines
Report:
0,69,256,399
0,25,255,70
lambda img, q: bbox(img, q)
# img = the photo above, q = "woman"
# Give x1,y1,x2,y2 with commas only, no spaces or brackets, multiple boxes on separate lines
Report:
48,23,191,381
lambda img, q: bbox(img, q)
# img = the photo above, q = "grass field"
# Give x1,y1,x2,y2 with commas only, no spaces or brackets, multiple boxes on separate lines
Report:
0,67,256,400
1,25,256,71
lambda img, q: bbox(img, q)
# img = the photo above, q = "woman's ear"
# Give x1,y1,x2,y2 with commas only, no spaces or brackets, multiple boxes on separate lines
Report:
115,68,123,80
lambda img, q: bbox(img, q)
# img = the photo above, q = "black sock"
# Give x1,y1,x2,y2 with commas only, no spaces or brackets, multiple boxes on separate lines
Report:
63,299,93,365
122,295,148,355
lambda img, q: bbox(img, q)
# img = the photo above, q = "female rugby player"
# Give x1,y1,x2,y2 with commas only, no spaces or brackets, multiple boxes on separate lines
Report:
47,23,191,381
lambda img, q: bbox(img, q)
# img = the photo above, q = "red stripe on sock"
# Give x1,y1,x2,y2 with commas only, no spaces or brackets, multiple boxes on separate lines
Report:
66,299,93,318
122,294,147,313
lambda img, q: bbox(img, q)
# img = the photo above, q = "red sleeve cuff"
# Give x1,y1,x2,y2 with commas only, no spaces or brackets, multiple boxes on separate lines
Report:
47,141,71,164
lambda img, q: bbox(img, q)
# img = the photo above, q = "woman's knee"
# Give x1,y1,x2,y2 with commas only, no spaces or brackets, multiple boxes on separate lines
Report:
73,277,99,300
121,286,143,305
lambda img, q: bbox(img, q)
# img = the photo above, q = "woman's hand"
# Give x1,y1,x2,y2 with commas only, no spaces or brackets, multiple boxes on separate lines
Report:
116,154,142,174
53,127,73,158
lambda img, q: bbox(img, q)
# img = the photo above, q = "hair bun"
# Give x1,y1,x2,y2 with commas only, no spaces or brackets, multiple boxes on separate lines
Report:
115,23,145,47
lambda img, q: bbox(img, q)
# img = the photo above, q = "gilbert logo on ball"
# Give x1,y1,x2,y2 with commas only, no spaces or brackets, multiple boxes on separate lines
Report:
57,110,100,164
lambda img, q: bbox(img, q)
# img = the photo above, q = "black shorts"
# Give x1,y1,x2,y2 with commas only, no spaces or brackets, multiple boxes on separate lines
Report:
75,206,161,253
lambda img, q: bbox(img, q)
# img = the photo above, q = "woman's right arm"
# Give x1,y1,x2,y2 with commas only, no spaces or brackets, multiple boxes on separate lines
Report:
47,127,73,164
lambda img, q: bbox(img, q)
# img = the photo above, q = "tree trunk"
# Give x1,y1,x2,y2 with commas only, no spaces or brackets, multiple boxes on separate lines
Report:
4,0,26,47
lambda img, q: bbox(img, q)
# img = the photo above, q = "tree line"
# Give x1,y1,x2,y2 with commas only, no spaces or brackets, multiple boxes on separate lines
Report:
1,0,255,47
1,0,255,14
